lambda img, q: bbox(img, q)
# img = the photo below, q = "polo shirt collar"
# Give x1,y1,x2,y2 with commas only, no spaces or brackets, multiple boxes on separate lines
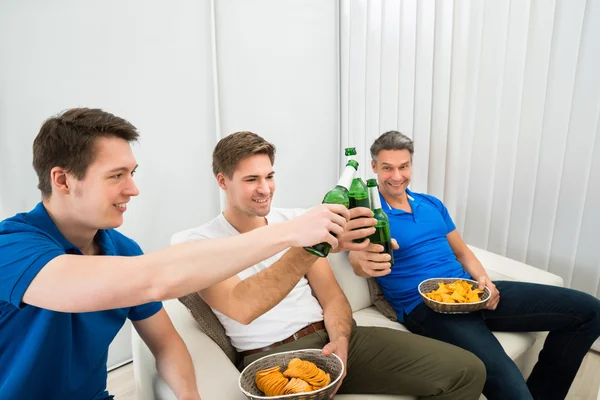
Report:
379,188,420,215
27,202,115,255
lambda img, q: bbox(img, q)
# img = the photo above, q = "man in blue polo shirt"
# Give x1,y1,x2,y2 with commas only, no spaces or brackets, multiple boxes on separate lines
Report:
0,108,350,400
348,131,600,400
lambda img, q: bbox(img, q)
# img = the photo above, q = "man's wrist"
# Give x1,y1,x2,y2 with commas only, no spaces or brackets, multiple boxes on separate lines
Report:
285,247,319,273
332,335,350,346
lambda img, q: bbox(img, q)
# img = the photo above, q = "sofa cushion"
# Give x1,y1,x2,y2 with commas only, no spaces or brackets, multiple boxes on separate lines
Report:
469,245,564,287
328,252,373,312
353,306,409,332
178,293,239,365
367,278,398,322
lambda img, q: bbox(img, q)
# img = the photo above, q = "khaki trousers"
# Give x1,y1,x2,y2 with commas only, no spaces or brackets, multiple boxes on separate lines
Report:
244,322,485,399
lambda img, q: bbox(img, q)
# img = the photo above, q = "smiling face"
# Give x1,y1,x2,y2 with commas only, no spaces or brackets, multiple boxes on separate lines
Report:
371,149,412,199
62,136,140,230
218,154,275,218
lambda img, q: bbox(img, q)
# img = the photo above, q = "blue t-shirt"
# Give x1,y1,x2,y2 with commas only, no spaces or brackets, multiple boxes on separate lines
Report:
375,189,470,322
0,203,162,400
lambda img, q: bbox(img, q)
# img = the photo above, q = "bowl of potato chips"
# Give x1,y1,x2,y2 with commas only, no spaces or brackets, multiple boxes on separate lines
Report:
419,278,491,314
239,349,344,400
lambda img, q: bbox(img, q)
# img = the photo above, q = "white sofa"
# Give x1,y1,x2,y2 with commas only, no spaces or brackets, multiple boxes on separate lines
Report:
132,245,564,400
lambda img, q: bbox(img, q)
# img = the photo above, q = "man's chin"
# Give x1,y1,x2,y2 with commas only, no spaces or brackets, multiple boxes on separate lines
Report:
254,209,271,217
249,204,271,217
102,216,124,230
384,187,406,197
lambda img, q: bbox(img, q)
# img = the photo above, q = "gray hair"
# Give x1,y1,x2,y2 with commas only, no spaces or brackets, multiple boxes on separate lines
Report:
370,131,414,161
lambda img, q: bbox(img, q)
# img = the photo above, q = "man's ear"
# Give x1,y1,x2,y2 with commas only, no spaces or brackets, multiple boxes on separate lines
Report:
371,160,377,173
216,172,227,190
50,167,71,195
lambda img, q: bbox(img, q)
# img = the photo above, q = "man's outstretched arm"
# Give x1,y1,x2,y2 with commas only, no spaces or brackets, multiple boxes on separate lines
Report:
21,204,348,312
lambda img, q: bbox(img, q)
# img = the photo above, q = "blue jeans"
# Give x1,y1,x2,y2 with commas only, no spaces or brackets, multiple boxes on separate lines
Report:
403,281,600,400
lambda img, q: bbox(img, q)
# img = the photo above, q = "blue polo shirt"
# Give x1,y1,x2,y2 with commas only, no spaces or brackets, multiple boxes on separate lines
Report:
375,189,470,322
0,203,162,400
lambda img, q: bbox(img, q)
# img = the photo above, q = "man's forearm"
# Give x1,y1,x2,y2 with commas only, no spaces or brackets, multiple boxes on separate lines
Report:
457,254,488,281
230,247,319,324
323,295,353,342
155,340,200,400
146,222,301,301
26,221,298,313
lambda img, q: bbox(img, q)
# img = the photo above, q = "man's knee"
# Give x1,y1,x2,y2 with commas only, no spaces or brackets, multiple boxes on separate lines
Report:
464,351,486,384
572,291,600,335
443,347,486,389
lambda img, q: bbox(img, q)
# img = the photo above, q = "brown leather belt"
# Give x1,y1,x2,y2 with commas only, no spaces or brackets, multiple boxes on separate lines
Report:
240,321,326,359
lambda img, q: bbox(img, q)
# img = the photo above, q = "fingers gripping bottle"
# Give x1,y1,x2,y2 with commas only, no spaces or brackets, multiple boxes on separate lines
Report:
304,160,358,257
366,178,394,266
345,147,369,243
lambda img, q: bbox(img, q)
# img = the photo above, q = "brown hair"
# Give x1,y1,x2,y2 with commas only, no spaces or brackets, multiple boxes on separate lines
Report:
212,131,276,178
32,108,139,197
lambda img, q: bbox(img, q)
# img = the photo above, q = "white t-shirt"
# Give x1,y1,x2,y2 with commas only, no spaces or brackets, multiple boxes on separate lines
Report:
172,208,324,351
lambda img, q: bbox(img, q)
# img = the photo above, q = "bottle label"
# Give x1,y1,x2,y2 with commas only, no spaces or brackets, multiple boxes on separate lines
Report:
369,186,383,210
337,165,356,190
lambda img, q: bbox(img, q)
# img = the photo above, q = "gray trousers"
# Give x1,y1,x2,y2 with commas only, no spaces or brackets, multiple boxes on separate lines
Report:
244,322,485,399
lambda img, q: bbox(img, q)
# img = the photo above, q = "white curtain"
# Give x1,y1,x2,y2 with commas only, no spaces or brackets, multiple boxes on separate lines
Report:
340,0,600,298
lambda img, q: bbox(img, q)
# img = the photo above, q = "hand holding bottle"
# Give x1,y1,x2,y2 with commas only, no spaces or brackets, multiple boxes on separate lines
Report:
286,204,349,249
348,239,399,277
332,207,377,252
305,160,358,257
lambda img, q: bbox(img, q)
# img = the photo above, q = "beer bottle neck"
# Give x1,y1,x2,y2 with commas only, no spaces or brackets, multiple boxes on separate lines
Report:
337,165,356,190
369,185,382,210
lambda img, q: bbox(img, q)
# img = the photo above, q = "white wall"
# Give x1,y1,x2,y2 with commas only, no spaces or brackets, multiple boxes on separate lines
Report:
214,0,340,207
0,0,220,368
340,0,600,298
0,0,340,368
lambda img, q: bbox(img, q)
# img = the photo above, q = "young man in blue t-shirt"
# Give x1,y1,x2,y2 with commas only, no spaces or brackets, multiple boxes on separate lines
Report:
348,130,600,400
0,108,350,400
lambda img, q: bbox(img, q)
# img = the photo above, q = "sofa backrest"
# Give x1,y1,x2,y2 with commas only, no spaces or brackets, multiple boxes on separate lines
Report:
327,252,373,312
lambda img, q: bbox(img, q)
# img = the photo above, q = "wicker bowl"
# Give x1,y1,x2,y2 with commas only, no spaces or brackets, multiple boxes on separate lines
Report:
239,349,344,400
418,278,491,314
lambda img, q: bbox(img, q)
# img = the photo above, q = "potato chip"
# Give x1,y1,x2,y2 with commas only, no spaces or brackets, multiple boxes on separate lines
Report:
256,369,289,397
424,280,484,304
255,358,331,396
283,377,312,394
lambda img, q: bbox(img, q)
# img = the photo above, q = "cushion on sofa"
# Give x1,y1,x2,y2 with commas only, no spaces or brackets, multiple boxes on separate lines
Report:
178,293,239,365
328,252,372,312
367,278,398,322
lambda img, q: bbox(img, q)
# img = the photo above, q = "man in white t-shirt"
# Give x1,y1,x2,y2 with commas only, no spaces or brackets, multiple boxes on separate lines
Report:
173,131,486,399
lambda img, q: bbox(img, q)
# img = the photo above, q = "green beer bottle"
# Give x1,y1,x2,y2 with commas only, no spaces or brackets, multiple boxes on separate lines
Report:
304,159,358,258
344,148,370,209
366,179,394,266
345,147,370,243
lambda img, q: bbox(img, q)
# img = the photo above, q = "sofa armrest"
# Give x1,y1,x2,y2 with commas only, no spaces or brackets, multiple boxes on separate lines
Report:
132,299,246,400
468,245,564,287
